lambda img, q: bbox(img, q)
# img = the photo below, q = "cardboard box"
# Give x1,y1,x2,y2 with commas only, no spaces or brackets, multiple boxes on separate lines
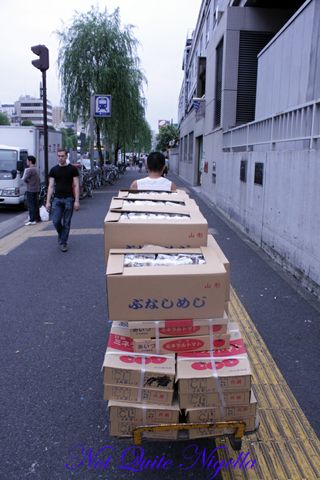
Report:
207,235,230,301
133,333,230,354
179,390,251,409
117,189,190,200
104,205,208,257
102,349,175,390
108,399,180,439
120,315,229,339
106,245,228,320
177,353,252,394
186,390,257,422
103,384,174,405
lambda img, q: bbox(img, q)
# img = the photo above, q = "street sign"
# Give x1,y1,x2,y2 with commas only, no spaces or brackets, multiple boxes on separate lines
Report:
94,94,112,117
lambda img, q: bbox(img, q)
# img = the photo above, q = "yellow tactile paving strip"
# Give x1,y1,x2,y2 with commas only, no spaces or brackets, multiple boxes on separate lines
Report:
216,287,320,480
0,225,103,255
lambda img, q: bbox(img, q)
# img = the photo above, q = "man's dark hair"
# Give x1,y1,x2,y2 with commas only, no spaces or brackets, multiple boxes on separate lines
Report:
27,155,36,165
147,151,165,172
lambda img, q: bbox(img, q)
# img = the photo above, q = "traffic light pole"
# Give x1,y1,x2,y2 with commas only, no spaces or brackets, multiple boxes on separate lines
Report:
42,70,49,185
31,44,49,184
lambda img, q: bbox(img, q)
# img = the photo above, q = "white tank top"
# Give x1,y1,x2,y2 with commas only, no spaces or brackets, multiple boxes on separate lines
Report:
136,176,172,191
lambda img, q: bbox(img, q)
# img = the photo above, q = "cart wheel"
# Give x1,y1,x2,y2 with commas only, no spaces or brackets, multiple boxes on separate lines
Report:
230,435,242,451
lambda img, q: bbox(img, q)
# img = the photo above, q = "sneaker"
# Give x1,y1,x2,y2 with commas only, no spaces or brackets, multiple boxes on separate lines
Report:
25,221,37,226
60,244,68,252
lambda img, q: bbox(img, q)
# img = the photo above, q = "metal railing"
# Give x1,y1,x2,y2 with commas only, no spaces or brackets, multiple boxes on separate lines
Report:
223,98,320,151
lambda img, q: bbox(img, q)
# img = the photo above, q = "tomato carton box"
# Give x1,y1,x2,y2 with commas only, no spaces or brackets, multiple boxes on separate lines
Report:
121,314,229,339
178,389,251,409
103,383,174,405
102,349,176,391
104,323,175,405
176,353,252,394
104,204,208,258
106,244,228,320
186,391,258,438
186,390,257,422
108,399,180,439
133,332,230,354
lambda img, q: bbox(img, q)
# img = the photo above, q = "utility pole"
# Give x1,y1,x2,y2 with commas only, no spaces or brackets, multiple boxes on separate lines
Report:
31,44,49,184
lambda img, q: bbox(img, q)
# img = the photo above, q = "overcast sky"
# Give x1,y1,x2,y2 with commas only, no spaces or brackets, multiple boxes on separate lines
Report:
0,0,201,131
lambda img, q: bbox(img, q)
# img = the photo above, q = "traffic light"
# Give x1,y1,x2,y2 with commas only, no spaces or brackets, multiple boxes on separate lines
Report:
31,44,49,71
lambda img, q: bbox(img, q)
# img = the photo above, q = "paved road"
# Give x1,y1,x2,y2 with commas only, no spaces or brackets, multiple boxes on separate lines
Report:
1,168,319,480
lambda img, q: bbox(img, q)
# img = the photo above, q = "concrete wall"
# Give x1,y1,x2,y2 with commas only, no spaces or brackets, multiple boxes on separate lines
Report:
255,0,319,118
207,148,320,293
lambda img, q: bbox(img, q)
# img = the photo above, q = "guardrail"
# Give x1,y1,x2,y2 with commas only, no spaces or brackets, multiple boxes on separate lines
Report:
223,98,320,151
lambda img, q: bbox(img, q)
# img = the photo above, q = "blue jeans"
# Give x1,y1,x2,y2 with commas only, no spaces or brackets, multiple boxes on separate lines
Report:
27,191,40,222
51,197,74,245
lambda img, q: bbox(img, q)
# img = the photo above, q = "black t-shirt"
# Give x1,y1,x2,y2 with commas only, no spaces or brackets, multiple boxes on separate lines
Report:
49,164,79,198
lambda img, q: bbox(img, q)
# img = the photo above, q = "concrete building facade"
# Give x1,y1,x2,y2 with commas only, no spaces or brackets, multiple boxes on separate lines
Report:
176,0,320,297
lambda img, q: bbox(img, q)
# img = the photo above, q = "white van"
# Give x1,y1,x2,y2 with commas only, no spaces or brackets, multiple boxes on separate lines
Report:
0,144,28,208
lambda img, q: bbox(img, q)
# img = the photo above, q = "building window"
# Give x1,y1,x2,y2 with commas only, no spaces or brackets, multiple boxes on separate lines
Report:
254,163,264,185
188,132,194,163
184,136,188,162
197,57,206,97
212,161,216,184
240,160,247,182
214,38,223,128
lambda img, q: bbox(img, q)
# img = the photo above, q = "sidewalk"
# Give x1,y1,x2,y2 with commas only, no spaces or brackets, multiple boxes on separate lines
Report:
0,168,319,480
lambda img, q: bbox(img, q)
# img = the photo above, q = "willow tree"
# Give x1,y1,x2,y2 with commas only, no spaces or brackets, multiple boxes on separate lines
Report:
57,6,149,163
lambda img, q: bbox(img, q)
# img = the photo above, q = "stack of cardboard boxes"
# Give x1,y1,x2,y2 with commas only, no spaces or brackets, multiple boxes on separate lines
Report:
103,189,257,439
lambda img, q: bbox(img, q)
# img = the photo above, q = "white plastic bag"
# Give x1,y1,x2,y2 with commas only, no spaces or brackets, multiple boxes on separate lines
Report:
40,205,49,222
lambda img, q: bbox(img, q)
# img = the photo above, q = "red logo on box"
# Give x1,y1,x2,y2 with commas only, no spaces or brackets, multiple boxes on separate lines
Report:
163,339,204,352
160,326,200,336
191,358,239,370
119,355,167,365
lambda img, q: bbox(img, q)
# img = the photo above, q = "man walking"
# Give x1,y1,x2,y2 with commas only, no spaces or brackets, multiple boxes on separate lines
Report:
23,155,41,225
46,149,80,252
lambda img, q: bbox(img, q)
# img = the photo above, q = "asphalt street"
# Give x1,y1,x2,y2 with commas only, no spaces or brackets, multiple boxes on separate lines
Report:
1,167,319,480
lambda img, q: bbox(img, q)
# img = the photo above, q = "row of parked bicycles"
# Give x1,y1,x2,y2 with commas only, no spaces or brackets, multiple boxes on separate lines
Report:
38,162,127,206
78,163,126,199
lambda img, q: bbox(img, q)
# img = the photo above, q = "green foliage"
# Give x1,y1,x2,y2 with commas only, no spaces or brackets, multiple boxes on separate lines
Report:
61,127,77,149
0,112,10,125
156,124,179,151
21,120,34,126
57,6,151,162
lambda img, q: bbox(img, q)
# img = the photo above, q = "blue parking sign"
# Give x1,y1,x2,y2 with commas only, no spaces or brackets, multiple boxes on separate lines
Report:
94,95,112,117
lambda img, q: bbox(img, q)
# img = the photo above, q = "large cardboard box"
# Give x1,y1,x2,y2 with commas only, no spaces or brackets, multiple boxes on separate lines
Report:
120,315,229,339
103,349,175,390
108,399,180,439
104,204,208,257
133,332,230,354
103,383,174,405
106,245,228,320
